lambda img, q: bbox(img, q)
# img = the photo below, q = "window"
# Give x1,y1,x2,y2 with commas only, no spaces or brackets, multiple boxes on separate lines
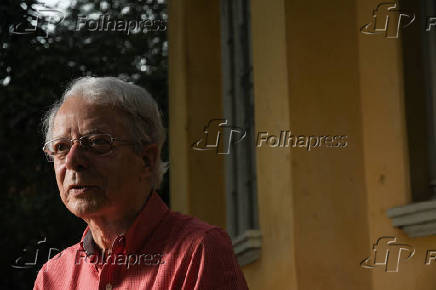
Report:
220,0,261,265
387,0,436,237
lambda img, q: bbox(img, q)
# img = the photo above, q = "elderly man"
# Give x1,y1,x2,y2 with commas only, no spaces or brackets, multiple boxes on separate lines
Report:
34,77,248,290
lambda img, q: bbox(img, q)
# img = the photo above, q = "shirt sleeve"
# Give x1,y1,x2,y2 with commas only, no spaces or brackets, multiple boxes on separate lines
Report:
182,228,249,290
33,264,46,290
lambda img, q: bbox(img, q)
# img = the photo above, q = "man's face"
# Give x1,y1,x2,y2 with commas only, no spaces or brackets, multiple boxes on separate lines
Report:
52,96,150,220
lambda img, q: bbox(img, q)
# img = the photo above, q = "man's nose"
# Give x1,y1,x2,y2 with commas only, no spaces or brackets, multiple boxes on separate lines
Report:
64,142,89,171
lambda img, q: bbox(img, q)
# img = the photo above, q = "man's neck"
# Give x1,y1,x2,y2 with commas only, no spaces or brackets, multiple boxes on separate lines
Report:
85,214,134,251
83,190,153,251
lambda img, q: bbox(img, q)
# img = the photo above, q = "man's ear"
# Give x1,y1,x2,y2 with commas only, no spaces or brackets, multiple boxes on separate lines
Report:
141,144,159,173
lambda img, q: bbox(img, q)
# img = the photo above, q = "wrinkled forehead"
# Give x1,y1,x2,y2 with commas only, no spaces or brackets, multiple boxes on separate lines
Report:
52,96,130,139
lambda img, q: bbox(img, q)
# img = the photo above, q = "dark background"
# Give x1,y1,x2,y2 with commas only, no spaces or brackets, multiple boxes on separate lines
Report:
0,0,169,288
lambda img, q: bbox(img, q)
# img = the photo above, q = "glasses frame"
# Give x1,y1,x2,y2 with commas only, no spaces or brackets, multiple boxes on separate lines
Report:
42,133,135,162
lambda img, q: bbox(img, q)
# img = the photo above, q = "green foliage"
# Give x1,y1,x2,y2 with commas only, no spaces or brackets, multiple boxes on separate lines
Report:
0,0,168,288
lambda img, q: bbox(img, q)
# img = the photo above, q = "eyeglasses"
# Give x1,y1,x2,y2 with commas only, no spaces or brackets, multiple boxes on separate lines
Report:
43,133,134,162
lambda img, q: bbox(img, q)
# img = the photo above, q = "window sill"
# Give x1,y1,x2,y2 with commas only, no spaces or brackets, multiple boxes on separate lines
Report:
387,200,436,237
232,230,262,266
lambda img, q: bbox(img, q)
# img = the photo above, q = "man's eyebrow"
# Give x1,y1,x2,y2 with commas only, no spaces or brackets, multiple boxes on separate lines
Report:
51,129,111,140
83,129,110,135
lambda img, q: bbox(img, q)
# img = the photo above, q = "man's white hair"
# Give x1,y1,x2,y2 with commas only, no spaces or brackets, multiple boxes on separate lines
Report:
42,76,168,189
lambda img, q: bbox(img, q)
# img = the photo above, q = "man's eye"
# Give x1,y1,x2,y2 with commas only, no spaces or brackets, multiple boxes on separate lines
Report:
88,135,111,146
53,141,70,153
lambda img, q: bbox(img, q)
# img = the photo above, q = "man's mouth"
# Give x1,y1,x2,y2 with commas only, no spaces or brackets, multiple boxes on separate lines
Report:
68,185,98,195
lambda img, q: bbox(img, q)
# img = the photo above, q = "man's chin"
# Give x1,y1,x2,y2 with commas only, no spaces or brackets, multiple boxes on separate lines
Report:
65,199,106,218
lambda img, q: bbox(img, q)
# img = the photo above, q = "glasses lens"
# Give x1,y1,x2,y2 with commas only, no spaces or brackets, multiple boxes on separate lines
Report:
43,134,115,162
42,139,71,162
85,134,113,154
50,139,71,155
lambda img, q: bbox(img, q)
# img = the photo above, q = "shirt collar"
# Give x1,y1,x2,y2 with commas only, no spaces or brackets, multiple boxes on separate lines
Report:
80,191,170,255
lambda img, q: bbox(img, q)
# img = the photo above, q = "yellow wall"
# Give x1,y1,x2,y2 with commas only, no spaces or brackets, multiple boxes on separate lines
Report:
168,0,226,229
242,0,299,289
168,0,436,289
357,0,436,289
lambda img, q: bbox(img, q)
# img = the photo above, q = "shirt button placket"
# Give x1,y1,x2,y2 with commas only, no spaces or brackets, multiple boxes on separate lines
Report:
101,235,125,290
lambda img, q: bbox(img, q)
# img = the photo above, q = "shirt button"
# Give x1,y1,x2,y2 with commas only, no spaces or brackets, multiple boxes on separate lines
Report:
105,283,112,290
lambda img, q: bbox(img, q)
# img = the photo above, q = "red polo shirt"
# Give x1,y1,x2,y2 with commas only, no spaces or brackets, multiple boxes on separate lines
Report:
33,192,248,290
